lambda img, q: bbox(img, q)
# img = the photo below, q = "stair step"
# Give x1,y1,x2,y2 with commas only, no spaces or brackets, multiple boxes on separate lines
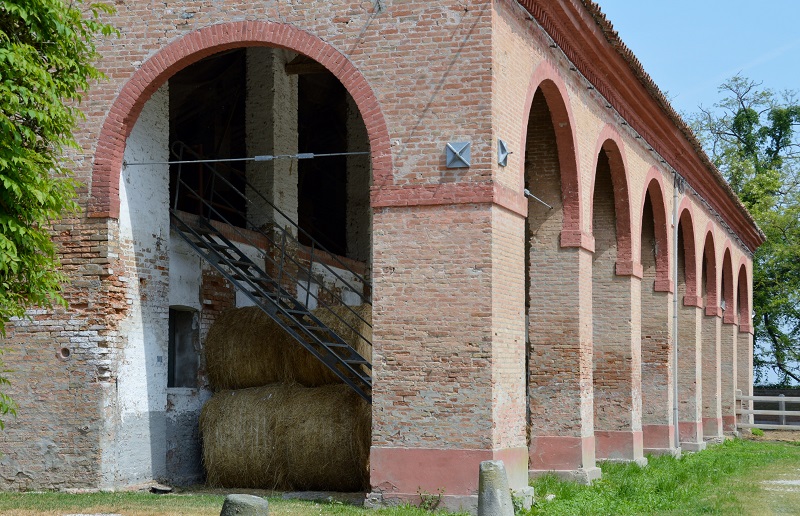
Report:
232,273,274,284
303,326,329,332
284,309,310,316
227,259,256,268
194,240,230,251
191,226,215,235
245,290,274,299
321,342,350,348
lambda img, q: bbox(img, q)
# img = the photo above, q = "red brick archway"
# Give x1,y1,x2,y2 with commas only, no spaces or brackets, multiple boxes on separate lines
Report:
721,245,735,324
88,21,392,218
641,169,671,292
737,261,752,333
678,199,699,305
522,61,586,249
702,225,719,315
590,125,634,274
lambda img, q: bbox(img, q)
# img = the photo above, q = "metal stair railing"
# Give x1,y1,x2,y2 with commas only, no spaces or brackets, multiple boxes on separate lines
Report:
171,142,371,337
169,143,372,401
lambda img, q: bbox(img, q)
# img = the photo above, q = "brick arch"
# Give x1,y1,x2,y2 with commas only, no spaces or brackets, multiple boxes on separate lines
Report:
678,198,699,305
521,60,586,248
589,125,634,275
737,260,752,333
88,20,392,218
721,245,735,324
640,168,671,291
702,224,720,316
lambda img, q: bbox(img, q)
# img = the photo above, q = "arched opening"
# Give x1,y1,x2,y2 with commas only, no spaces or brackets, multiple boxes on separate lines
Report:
591,139,642,462
676,208,704,448
720,248,737,431
700,231,722,438
524,84,593,475
640,186,673,453
116,42,373,488
737,264,754,425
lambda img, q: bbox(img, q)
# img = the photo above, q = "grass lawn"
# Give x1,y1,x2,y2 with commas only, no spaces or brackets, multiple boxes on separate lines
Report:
0,491,466,516
0,437,797,515
529,437,800,515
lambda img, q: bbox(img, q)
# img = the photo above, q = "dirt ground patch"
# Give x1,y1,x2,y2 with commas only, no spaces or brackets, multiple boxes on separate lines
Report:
743,429,800,442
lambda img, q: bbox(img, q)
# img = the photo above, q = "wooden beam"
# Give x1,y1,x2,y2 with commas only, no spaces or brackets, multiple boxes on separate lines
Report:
285,55,327,75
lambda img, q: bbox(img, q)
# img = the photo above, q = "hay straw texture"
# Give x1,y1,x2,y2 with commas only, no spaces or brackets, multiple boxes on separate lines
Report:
200,383,371,491
204,304,372,391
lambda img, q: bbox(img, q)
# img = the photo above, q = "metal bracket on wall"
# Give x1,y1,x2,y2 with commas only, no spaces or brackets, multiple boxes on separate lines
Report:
498,138,511,167
446,142,471,168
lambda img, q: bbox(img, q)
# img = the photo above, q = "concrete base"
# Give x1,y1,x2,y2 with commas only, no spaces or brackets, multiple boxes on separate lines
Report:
679,420,704,443
528,435,595,472
598,456,648,467
722,415,737,432
368,446,527,514
679,440,707,452
529,467,602,485
702,417,724,438
595,430,644,462
642,424,675,451
643,446,681,458
365,491,478,515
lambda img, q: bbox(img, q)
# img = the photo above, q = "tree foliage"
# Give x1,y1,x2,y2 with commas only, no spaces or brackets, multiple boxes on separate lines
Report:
0,0,115,425
693,75,800,385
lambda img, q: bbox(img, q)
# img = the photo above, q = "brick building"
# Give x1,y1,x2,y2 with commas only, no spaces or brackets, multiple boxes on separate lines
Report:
0,0,762,511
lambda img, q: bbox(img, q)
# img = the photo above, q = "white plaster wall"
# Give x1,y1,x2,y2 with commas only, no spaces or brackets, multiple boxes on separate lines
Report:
308,262,365,308
114,84,170,487
169,235,202,310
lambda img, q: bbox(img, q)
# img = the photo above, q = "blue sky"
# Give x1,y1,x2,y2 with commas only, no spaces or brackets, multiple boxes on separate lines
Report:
597,1,800,116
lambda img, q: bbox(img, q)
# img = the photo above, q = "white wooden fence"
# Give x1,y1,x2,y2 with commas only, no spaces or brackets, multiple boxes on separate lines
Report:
736,389,800,430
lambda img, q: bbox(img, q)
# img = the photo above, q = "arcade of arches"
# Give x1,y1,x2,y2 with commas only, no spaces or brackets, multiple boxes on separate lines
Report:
0,1,761,511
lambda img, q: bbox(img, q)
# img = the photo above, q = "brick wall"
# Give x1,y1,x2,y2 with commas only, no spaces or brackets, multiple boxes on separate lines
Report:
0,0,761,498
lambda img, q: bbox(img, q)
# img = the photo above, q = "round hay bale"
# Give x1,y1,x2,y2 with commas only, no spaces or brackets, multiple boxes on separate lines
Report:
200,384,371,491
204,306,293,391
204,305,372,390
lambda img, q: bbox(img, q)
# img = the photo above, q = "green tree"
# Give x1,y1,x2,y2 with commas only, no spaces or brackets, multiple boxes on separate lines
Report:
693,75,800,385
0,1,114,425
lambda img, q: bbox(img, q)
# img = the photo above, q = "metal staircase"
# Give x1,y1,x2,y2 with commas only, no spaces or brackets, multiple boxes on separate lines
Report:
169,142,372,402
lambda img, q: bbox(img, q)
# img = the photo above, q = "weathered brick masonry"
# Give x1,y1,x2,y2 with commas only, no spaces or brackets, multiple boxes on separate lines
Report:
0,0,762,509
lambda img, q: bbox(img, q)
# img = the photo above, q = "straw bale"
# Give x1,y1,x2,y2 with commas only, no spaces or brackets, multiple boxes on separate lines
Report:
204,306,293,391
204,304,372,390
200,383,371,491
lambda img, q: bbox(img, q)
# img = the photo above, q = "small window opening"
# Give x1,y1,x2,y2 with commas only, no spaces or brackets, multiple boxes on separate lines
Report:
168,308,199,388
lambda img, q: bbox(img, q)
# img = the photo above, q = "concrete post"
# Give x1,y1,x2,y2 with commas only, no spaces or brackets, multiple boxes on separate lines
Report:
220,494,269,516
478,461,514,516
